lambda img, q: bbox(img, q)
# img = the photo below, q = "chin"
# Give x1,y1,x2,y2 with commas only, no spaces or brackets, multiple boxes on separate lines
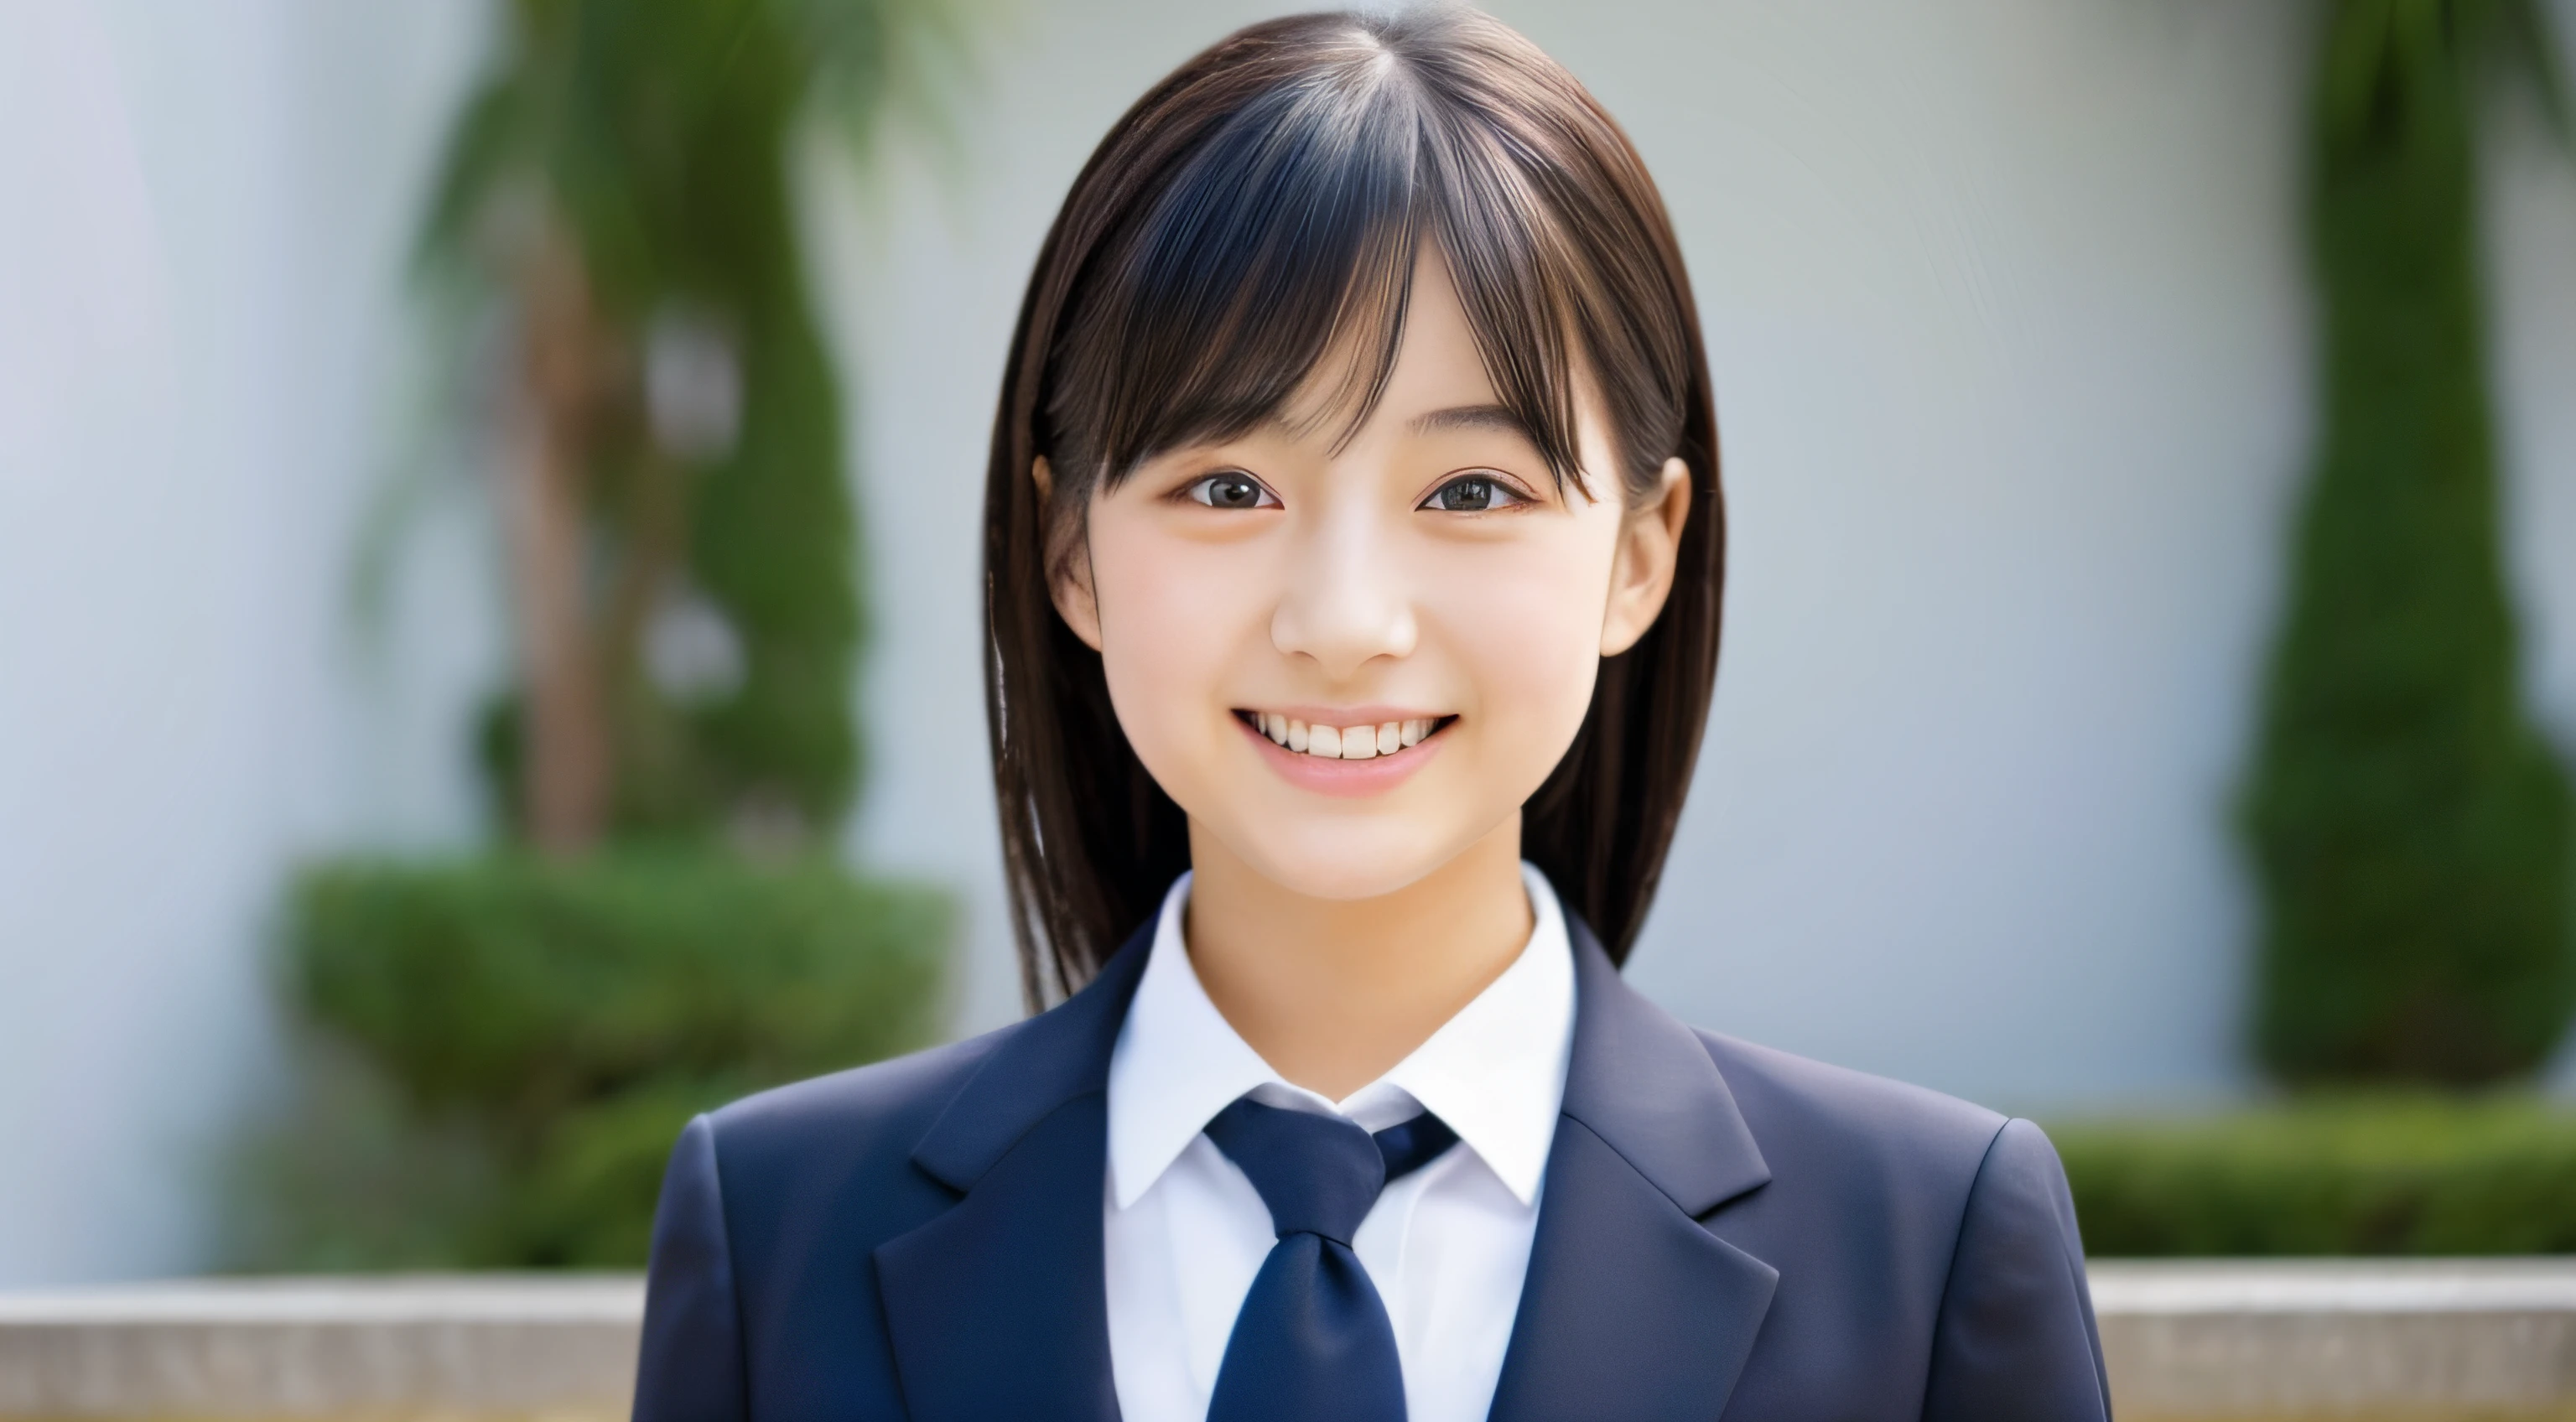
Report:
1216,816,1481,903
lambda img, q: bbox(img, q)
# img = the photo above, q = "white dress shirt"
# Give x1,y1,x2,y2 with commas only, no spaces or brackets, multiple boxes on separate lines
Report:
1103,864,1577,1422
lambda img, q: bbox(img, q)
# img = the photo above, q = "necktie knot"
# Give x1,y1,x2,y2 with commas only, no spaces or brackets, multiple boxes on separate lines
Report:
1203,1098,1381,1243
1202,1097,1460,1245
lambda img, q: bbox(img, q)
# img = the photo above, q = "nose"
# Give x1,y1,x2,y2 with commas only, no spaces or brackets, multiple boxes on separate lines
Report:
1269,497,1417,680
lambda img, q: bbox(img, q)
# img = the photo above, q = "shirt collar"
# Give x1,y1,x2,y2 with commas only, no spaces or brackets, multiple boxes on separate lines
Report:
1104,864,1576,1210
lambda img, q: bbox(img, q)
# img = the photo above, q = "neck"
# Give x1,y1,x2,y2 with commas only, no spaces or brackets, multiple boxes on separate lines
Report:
1182,814,1535,1101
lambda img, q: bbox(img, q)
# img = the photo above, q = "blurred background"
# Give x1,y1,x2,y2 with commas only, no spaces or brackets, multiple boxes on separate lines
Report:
3,0,2574,1288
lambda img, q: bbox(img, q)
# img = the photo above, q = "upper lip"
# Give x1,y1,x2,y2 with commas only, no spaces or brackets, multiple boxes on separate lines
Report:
1240,705,1450,725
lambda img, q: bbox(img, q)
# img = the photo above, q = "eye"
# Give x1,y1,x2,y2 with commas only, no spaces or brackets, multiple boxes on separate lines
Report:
1420,472,1530,513
1184,470,1279,510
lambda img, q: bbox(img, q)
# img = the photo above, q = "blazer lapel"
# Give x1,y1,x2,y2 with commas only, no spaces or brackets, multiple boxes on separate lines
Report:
872,929,1152,1422
1486,922,1779,1422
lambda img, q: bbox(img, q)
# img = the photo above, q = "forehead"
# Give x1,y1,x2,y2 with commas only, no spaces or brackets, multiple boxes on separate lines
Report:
1265,247,1509,449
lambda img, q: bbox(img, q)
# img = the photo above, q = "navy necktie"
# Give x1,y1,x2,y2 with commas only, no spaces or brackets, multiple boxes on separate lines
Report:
1201,1098,1460,1422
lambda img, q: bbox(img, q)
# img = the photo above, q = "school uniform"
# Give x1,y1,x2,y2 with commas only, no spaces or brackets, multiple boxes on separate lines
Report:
1107,866,1574,1422
633,867,2111,1421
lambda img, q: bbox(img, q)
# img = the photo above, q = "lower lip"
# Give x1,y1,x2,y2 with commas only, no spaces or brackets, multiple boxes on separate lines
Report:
1239,717,1446,798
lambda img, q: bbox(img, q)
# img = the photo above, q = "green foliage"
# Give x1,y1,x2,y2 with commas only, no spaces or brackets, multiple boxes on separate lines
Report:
2054,1095,2576,1256
242,1,974,1269
421,0,963,842
240,854,948,1269
2242,0,2576,1084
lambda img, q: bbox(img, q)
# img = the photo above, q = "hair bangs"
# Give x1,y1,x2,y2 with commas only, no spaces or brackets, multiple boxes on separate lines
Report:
1045,20,1626,506
1046,48,1423,493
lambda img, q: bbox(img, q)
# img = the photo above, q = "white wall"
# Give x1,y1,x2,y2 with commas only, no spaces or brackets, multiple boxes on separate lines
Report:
0,0,493,1284
2,0,2572,1282
1572,3,2320,1106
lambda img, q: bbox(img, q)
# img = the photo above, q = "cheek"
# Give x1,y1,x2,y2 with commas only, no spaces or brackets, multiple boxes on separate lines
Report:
1084,512,1270,766
1422,516,1623,757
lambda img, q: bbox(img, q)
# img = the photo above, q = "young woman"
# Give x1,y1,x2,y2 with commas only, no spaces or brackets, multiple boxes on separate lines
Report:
635,10,2108,1420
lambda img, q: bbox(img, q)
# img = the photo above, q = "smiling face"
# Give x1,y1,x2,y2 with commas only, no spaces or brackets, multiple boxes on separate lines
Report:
1052,249,1689,903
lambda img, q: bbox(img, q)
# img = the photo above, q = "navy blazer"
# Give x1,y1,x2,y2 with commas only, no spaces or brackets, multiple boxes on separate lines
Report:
634,919,2111,1420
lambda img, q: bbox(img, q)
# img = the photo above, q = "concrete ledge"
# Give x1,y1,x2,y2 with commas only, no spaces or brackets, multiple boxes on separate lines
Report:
0,1276,642,1419
2090,1259,2576,1419
1,1261,2572,1418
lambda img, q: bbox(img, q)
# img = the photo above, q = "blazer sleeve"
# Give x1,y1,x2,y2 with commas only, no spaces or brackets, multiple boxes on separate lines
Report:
1919,1118,2112,1422
634,1113,749,1422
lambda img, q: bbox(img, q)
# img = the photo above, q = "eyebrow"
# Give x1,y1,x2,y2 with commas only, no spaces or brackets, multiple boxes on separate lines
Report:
1407,403,1537,440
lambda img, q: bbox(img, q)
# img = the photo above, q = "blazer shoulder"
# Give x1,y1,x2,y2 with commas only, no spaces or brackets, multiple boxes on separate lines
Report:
1693,1028,2009,1198
698,1020,1016,1207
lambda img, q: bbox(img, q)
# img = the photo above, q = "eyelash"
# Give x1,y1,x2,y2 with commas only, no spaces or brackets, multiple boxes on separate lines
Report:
1182,471,1280,510
1418,472,1532,513
1176,470,1534,512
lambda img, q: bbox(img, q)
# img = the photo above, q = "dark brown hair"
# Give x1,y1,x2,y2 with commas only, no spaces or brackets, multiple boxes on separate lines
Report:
984,8,1725,1006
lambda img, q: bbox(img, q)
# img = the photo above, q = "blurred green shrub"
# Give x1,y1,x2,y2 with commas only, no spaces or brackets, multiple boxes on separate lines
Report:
417,0,967,852
237,853,948,1269
243,0,974,1272
2241,0,2575,1084
2054,1095,2576,1256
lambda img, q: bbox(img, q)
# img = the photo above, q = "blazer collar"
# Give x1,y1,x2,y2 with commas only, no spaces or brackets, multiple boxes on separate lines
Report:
874,914,1780,1422
1555,917,1768,1214
1487,918,1778,1422
872,923,1153,1422
911,924,1153,1190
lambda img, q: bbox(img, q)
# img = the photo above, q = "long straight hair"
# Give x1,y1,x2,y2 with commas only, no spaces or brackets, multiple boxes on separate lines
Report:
985,8,1725,1006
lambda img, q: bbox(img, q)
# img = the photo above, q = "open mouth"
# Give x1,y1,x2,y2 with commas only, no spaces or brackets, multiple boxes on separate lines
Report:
1233,710,1456,761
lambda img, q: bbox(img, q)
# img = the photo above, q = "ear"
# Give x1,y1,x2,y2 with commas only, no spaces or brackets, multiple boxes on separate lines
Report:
1035,457,1105,651
1599,457,1691,657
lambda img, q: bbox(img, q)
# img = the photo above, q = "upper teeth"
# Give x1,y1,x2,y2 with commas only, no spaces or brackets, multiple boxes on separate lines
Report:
1257,714,1434,760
